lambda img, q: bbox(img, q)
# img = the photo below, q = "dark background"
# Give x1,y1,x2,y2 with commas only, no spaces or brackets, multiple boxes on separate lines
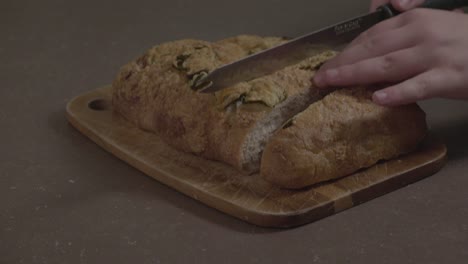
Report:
1,0,468,263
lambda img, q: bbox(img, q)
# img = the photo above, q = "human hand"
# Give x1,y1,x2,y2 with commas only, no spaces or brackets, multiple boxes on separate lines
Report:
313,1,468,106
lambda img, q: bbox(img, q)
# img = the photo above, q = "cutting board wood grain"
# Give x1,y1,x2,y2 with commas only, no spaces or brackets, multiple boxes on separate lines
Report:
66,86,447,228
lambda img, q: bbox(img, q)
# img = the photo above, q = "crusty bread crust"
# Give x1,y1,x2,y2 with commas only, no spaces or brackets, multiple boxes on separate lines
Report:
112,35,335,173
260,88,428,189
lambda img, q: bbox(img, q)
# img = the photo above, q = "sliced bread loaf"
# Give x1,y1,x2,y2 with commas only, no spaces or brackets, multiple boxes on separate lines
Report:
112,35,428,188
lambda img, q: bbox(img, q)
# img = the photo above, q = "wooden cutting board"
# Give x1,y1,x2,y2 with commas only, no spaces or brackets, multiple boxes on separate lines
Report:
66,86,447,228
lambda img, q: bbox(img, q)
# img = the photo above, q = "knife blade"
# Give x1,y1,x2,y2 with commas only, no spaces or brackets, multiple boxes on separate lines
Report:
196,0,468,93
195,11,385,93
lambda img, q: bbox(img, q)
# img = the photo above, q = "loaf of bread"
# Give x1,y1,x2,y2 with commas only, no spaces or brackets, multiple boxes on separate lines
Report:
112,35,427,189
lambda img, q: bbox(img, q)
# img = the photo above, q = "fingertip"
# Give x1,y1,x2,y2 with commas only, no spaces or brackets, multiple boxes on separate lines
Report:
370,0,387,11
314,68,340,88
391,0,408,11
373,88,408,106
313,73,326,88
325,69,339,80
372,90,391,105
318,60,333,71
392,0,425,11
373,89,403,106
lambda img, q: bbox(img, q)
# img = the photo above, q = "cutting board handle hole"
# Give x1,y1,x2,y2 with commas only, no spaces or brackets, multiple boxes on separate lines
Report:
88,99,109,111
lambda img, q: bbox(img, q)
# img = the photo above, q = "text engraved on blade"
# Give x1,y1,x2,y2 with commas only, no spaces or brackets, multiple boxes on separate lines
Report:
334,18,364,36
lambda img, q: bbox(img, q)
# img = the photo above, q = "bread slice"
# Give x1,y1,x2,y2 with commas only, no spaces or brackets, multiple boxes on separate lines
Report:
112,35,335,173
260,87,428,189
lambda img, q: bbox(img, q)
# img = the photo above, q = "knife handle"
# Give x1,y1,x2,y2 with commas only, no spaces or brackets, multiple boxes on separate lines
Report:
379,0,468,18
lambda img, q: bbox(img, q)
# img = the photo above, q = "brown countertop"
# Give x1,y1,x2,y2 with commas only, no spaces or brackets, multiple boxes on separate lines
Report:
2,1,468,263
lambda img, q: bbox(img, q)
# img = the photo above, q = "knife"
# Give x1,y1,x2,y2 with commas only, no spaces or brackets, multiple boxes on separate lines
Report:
195,0,468,93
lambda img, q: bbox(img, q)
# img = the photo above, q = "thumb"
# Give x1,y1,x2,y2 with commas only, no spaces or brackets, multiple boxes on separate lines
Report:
391,0,425,11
